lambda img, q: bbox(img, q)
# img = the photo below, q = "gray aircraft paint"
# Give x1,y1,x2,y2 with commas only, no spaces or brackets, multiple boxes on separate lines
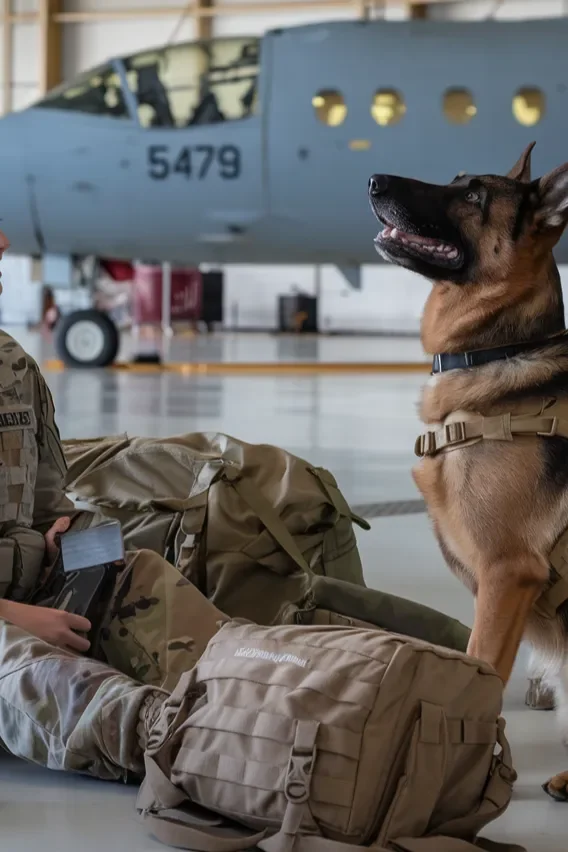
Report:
0,18,565,266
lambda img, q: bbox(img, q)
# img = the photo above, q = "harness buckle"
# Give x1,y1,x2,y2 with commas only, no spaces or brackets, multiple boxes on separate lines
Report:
444,421,466,446
537,417,558,438
415,431,436,458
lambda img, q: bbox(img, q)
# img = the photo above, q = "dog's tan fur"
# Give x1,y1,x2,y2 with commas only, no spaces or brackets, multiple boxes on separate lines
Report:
372,144,568,797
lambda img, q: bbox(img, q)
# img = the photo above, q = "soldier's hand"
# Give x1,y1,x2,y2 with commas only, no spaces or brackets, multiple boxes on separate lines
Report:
0,601,91,653
44,516,71,564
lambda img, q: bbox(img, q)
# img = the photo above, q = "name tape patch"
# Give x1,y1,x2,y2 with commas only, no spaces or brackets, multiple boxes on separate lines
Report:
234,646,308,668
0,411,32,429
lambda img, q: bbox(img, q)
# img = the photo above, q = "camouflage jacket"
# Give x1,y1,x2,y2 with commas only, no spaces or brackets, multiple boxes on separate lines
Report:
0,330,75,601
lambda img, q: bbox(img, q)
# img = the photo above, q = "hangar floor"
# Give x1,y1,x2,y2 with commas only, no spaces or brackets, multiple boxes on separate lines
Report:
0,330,565,851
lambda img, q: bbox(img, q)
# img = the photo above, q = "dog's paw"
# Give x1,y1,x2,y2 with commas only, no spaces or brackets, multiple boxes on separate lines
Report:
525,677,555,710
543,772,568,801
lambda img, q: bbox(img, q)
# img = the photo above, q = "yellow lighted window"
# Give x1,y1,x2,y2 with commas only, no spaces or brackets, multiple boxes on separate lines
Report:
312,90,347,126
371,89,406,126
443,88,477,124
513,87,545,126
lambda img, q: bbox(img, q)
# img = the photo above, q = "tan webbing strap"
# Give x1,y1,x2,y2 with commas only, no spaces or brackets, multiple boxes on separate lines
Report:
141,812,268,852
188,703,361,758
227,476,313,575
139,753,268,851
138,754,189,811
408,703,450,837
446,720,497,745
258,720,319,852
415,414,568,458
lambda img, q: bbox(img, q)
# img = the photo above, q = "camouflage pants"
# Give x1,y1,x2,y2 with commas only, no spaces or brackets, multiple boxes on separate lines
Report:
0,617,164,779
99,548,226,692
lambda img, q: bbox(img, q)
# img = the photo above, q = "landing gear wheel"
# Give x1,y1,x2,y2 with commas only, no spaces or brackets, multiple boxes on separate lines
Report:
55,309,120,368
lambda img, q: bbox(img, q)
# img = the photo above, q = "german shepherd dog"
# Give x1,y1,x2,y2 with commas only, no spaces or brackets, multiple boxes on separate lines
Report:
368,143,568,800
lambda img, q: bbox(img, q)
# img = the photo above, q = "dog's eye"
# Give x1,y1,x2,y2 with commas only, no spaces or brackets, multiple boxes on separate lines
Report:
465,190,480,204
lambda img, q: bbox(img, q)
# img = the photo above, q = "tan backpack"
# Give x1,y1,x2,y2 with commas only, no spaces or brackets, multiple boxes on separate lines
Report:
136,621,525,852
62,432,369,625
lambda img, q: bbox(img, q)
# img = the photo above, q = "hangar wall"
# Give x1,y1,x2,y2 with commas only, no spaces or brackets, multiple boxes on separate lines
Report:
0,0,566,330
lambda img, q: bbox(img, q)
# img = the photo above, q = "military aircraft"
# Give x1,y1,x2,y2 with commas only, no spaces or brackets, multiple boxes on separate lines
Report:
1,16,566,365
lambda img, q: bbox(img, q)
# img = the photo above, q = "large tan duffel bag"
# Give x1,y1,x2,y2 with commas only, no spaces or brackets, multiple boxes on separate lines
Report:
136,621,524,852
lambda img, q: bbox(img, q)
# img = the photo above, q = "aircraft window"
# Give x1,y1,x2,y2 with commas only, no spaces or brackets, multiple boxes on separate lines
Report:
443,88,477,124
513,87,545,126
371,90,406,126
34,64,129,119
312,90,347,126
123,37,260,128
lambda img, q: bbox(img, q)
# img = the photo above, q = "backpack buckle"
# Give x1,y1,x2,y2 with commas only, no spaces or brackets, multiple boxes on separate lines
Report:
284,721,319,804
285,749,317,804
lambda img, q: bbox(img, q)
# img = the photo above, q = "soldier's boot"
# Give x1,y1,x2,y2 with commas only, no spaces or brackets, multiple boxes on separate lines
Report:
297,575,471,653
0,618,167,780
100,548,227,692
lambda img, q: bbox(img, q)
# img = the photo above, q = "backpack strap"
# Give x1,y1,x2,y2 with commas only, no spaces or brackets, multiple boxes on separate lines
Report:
138,753,268,850
226,475,313,575
141,812,268,852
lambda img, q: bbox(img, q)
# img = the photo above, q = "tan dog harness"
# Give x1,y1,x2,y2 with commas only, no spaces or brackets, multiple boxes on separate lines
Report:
415,398,568,458
415,397,568,620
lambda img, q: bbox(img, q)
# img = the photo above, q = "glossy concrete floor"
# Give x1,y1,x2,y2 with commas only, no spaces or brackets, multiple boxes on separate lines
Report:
0,330,566,850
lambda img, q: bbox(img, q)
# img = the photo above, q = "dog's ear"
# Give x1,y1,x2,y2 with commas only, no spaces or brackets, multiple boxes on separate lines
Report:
535,162,568,230
507,141,536,182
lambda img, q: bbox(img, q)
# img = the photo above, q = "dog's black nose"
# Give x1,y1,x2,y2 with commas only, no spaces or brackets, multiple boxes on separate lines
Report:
368,175,389,197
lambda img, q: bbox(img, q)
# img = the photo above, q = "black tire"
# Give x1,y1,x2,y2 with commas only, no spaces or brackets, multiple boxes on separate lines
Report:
54,309,120,368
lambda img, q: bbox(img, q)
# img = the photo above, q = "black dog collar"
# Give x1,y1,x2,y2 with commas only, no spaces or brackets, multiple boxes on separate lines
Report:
432,331,568,375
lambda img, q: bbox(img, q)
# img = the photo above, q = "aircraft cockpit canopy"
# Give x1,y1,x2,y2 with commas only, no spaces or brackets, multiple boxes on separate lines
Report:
34,36,260,128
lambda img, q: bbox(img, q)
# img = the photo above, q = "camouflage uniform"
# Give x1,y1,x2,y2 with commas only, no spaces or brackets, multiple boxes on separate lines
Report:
0,616,164,780
0,330,224,691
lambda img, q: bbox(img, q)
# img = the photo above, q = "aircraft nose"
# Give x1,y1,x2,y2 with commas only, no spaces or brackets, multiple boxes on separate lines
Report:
368,175,390,198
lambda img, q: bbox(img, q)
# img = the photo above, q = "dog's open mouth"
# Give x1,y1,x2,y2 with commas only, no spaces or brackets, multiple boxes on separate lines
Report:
372,213,463,270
